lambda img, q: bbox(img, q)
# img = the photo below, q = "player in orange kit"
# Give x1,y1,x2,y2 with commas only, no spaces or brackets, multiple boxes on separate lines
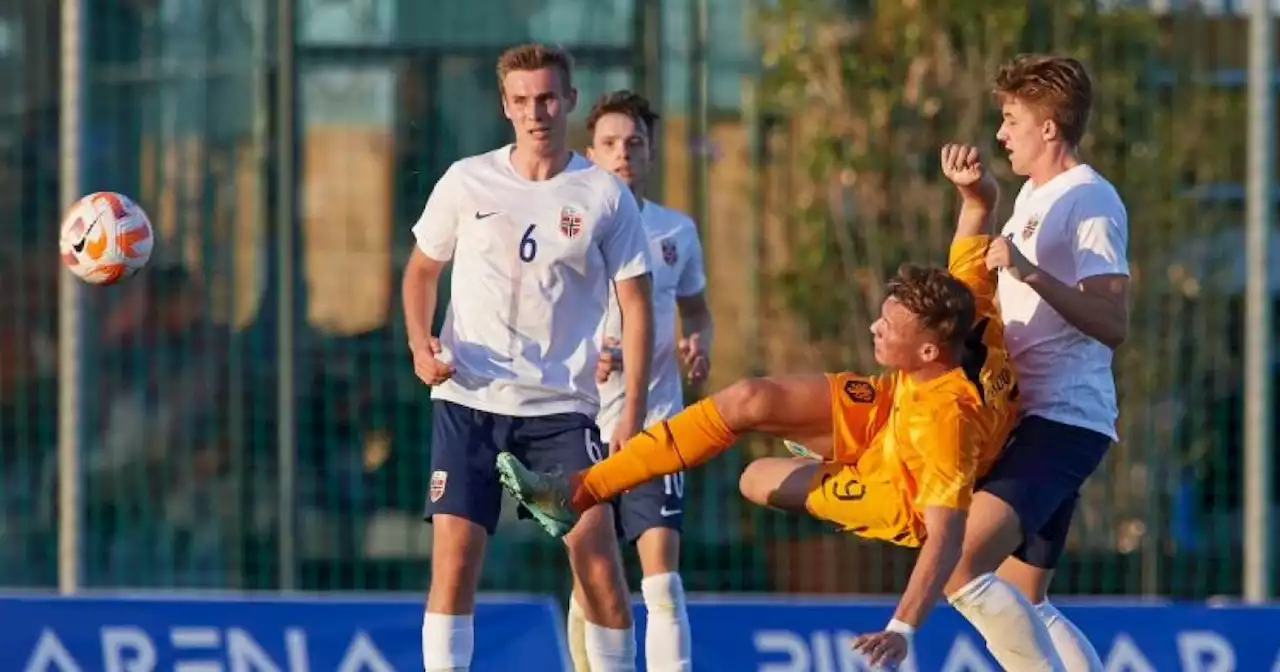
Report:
499,145,1068,669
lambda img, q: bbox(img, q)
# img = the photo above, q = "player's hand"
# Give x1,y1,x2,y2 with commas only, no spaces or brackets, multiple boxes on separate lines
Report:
596,337,623,383
985,235,1037,282
411,337,455,386
678,332,710,384
940,143,985,188
610,414,639,455
851,631,909,669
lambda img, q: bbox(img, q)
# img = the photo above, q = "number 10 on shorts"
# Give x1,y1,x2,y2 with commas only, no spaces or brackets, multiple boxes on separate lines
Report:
664,473,684,499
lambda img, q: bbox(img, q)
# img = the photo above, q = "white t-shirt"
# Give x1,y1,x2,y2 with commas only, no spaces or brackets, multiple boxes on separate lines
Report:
596,201,707,441
998,164,1130,440
411,146,651,418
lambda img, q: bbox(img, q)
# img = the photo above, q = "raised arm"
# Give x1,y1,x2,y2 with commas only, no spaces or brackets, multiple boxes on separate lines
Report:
940,143,1000,321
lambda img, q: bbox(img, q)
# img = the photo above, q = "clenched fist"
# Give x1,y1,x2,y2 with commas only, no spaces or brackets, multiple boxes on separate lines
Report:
940,143,984,188
411,337,455,386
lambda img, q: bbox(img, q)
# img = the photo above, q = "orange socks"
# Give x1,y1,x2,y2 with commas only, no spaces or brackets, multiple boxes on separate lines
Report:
571,398,738,512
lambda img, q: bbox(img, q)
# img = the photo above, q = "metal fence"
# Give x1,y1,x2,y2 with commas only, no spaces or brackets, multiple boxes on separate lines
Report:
0,0,1275,601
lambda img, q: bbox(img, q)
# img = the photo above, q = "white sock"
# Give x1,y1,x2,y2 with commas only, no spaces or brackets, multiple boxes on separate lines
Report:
567,597,591,672
421,612,473,672
948,573,1065,672
641,573,692,672
1036,600,1104,671
584,621,637,672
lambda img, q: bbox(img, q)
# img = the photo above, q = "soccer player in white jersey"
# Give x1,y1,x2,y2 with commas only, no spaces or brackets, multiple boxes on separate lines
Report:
942,54,1129,671
559,91,713,672
402,43,655,672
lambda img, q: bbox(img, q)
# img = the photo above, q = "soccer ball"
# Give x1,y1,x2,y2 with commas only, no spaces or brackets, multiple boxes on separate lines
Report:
59,191,154,285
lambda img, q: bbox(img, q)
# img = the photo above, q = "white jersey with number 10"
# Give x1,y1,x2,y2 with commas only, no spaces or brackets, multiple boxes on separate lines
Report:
411,145,651,419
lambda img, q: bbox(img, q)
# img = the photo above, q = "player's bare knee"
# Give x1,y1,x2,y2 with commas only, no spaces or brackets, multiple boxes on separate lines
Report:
738,462,771,506
997,557,1052,604
713,377,777,430
740,458,814,512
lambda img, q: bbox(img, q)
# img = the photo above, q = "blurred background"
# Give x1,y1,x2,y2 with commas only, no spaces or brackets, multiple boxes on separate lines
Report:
0,0,1276,606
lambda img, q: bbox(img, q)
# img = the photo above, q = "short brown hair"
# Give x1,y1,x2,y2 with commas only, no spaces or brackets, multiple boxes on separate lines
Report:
496,42,574,93
993,54,1093,147
886,265,976,352
586,90,660,139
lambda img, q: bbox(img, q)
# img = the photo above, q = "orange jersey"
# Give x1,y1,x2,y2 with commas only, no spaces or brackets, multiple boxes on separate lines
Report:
887,235,1019,512
815,236,1020,546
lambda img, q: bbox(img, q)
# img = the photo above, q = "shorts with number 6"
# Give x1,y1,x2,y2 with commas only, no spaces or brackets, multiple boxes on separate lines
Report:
423,400,605,535
805,459,923,547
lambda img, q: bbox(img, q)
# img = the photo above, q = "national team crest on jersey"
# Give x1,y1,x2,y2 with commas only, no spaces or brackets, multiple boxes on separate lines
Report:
660,238,679,266
429,470,448,503
1022,214,1041,240
844,379,876,404
559,207,584,239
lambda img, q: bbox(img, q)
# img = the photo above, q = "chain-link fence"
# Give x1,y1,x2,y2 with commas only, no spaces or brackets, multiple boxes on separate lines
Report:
0,0,1272,601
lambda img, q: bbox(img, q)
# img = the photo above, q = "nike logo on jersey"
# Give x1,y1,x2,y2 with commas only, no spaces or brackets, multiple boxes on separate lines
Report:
660,506,682,517
475,211,501,220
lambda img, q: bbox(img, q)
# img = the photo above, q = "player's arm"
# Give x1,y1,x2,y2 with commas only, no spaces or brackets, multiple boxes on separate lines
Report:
403,250,447,350
616,274,655,410
990,210,1130,349
941,143,1001,320
402,165,461,383
602,188,655,447
953,175,999,242
893,406,978,628
676,230,713,390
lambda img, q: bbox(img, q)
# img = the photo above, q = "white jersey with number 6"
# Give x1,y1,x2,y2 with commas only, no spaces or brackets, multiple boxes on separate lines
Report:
412,145,651,418
596,201,706,442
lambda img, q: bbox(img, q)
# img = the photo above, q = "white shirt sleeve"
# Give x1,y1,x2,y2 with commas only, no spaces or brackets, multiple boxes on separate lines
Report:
411,164,462,262
677,227,708,297
599,187,651,282
1074,211,1130,280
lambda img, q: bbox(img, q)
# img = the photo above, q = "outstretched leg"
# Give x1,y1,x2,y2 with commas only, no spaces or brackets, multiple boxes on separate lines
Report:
498,375,834,537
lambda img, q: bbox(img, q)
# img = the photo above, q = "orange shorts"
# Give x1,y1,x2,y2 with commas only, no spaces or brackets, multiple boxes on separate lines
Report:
809,373,921,547
805,461,923,547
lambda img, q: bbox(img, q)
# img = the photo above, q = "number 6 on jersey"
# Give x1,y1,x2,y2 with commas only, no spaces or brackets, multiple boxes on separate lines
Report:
519,224,538,262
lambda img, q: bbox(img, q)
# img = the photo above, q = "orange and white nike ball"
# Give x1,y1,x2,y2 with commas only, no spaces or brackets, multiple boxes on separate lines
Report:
59,191,154,285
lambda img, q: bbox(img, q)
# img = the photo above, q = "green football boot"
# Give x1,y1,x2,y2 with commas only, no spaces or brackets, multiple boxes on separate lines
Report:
496,452,580,538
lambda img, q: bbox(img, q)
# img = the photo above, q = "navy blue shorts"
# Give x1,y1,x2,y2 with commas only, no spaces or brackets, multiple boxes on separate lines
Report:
424,400,605,535
614,472,685,543
975,415,1111,569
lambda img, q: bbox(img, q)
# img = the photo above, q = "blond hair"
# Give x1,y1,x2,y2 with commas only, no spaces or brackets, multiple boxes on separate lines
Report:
496,43,574,93
993,54,1094,147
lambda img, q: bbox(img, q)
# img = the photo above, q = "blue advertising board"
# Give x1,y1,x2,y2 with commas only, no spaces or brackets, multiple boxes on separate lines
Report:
4,592,1280,671
649,597,1280,671
0,593,567,672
